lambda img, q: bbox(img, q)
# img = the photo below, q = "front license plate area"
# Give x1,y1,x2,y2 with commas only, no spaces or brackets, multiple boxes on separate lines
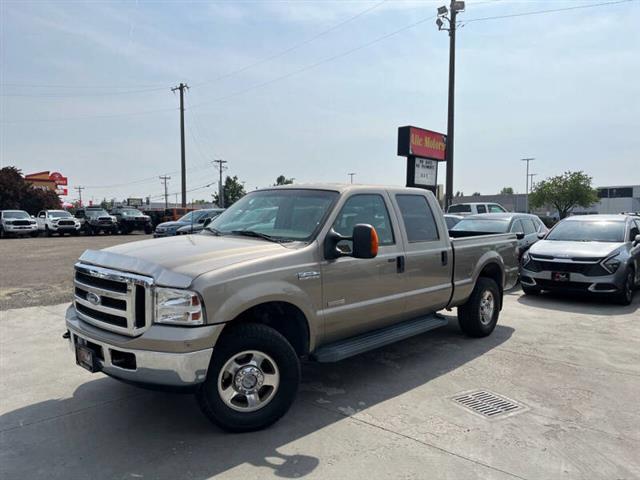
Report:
552,272,570,282
76,344,99,373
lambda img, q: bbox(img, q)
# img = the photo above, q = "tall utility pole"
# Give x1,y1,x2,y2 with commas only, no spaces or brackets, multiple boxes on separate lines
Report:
159,175,171,210
212,159,228,208
348,172,356,184
74,186,84,207
437,1,465,210
521,157,535,212
171,83,189,207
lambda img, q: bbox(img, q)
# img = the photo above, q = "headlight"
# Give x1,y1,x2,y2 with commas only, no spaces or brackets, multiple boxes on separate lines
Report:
154,287,204,326
521,250,531,267
602,254,621,274
30,220,36,225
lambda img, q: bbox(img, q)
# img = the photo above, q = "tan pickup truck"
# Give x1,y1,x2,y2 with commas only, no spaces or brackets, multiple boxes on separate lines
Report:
66,185,519,431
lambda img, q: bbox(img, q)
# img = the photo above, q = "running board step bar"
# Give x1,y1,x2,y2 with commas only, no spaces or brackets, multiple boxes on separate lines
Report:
312,314,448,363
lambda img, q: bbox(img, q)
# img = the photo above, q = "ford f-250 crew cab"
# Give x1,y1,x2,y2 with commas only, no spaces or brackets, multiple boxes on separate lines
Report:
65,185,519,432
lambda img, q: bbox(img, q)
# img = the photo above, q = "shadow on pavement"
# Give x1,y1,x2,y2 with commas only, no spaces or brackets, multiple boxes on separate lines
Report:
1,321,513,479
515,289,640,316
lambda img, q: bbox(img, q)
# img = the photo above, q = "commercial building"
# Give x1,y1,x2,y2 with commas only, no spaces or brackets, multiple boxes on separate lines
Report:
451,185,639,217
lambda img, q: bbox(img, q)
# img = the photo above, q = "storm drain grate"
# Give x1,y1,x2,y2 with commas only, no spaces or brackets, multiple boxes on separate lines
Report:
452,390,524,418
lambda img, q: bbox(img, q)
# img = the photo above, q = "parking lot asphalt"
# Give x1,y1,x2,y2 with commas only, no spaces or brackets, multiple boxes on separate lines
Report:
1,290,638,479
0,234,152,310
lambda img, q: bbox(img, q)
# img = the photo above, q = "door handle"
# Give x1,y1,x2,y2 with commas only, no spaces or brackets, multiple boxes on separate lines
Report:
396,256,405,274
441,251,448,266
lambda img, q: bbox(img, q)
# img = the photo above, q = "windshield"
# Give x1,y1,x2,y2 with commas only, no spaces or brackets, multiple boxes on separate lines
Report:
448,204,471,213
3,211,30,219
207,189,338,241
452,218,509,233
49,211,72,218
86,209,109,217
178,210,208,223
546,220,625,242
120,209,142,216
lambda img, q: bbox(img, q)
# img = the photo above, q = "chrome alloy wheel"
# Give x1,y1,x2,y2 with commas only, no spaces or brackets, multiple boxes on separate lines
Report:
218,350,280,412
479,290,495,325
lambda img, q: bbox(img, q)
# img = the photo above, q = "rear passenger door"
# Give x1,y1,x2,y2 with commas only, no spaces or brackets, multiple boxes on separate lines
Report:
393,193,453,317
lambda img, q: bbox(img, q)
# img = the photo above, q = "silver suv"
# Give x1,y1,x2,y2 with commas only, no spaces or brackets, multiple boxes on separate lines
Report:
521,214,640,304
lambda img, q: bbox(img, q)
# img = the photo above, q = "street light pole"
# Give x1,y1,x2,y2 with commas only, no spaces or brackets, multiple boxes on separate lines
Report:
521,157,535,212
348,172,356,184
437,1,465,210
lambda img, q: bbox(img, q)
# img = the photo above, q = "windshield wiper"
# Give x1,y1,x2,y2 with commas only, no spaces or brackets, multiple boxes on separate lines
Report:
230,230,291,243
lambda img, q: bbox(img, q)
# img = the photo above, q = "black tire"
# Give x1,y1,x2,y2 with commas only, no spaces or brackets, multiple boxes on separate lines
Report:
522,284,541,295
144,225,153,235
197,323,300,432
45,226,52,237
458,277,501,338
0,228,4,239
30,231,39,238
612,268,635,306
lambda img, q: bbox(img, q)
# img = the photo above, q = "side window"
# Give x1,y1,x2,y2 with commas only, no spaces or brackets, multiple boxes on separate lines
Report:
510,219,524,233
630,222,639,240
522,219,536,235
75,210,85,218
396,194,440,243
476,205,487,214
489,204,505,213
332,194,394,250
38,211,45,218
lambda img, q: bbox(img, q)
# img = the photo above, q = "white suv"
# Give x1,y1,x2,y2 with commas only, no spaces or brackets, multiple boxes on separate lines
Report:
447,202,507,215
36,210,81,236
0,210,38,238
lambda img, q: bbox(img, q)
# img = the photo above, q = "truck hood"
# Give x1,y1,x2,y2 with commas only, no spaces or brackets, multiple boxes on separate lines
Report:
530,240,623,259
78,234,288,287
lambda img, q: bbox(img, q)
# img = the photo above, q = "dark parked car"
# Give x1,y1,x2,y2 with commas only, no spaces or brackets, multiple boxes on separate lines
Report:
444,214,464,229
110,207,153,234
521,214,640,304
176,209,225,235
155,208,224,237
75,207,117,235
450,213,548,257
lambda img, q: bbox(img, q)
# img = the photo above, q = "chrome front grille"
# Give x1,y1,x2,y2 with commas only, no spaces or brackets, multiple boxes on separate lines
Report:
73,263,154,336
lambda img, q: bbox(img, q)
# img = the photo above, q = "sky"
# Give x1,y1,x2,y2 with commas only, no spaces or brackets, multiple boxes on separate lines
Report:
1,0,639,205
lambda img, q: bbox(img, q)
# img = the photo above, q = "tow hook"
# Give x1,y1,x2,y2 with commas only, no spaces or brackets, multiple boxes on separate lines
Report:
62,330,70,340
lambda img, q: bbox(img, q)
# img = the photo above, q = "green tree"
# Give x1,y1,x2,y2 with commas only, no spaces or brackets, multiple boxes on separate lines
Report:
274,175,294,186
0,166,61,214
529,171,598,219
500,187,514,195
213,175,246,207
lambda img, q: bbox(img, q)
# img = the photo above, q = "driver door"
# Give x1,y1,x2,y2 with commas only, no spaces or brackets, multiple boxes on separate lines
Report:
321,193,407,343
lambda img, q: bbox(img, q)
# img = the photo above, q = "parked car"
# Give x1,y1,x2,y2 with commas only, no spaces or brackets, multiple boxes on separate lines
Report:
444,214,464,229
36,209,81,236
521,214,640,305
450,213,548,257
447,202,507,215
176,209,225,235
110,207,153,234
75,207,118,235
0,210,38,238
161,207,197,223
155,208,224,237
66,184,519,432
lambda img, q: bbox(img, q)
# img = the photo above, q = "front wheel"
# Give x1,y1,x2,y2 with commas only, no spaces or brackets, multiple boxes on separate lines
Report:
144,225,153,235
197,323,300,432
457,277,501,337
45,226,52,237
612,268,635,306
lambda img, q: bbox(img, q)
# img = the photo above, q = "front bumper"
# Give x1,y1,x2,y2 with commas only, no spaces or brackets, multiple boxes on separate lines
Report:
51,223,81,231
520,267,626,293
153,230,177,238
4,224,37,233
66,306,222,387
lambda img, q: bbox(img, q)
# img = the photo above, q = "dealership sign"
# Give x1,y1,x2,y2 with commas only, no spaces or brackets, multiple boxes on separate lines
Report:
397,126,447,192
49,172,68,196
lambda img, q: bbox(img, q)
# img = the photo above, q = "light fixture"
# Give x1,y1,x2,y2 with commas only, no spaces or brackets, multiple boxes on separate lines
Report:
453,1,465,12
437,5,448,15
436,18,444,29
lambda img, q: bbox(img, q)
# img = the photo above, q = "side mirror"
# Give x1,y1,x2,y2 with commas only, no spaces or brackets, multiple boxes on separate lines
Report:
324,224,379,260
537,231,546,240
31,215,35,219
515,232,525,240
634,234,640,246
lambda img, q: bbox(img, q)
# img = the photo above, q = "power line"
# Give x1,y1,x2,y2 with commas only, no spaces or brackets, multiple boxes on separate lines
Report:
190,0,388,88
0,86,170,98
464,0,634,23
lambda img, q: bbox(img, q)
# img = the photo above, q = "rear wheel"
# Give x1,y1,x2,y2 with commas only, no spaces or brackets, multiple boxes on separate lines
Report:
612,268,635,306
458,277,501,337
197,323,300,432
144,225,153,235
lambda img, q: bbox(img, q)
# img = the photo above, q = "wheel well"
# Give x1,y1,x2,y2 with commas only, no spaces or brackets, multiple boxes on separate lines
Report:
478,262,503,290
230,302,310,356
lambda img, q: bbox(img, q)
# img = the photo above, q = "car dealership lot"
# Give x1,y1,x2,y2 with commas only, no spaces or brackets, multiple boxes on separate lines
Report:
1,290,638,479
0,233,152,310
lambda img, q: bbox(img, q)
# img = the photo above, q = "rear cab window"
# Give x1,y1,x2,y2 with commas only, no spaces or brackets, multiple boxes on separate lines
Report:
395,195,439,243
448,204,471,214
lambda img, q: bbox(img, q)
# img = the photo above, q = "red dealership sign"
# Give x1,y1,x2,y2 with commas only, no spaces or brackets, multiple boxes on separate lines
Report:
397,126,447,161
49,171,68,186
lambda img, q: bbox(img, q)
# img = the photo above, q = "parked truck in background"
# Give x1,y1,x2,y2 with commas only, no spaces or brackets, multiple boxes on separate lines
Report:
75,207,118,235
109,207,153,234
37,210,81,236
0,210,38,238
66,185,519,432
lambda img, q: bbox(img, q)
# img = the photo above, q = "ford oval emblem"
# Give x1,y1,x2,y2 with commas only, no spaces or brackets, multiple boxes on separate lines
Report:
86,292,101,306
